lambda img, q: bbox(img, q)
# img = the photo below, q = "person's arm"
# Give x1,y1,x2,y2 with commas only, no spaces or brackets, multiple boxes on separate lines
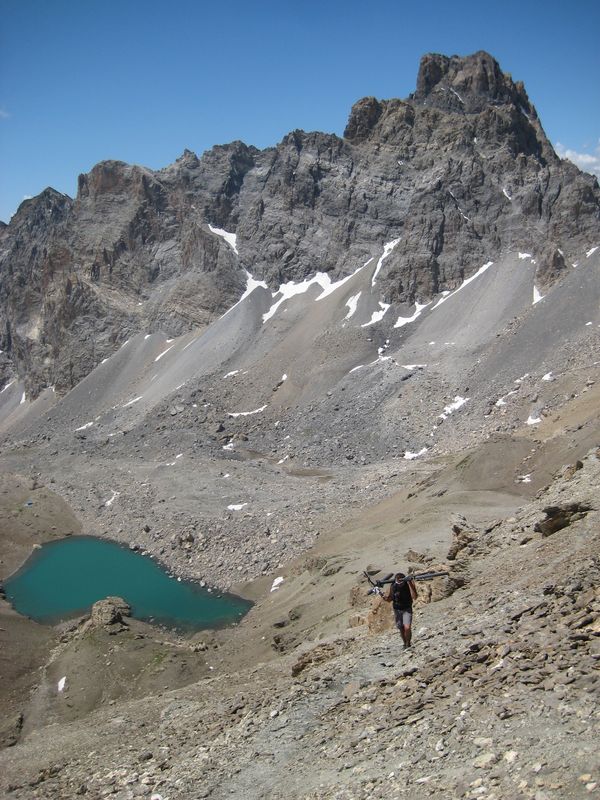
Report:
408,578,418,601
384,585,393,602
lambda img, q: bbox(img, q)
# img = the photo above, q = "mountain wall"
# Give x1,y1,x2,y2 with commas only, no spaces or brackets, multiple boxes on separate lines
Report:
1,50,599,396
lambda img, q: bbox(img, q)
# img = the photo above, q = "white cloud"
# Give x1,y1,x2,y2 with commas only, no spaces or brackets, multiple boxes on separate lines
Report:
555,140,600,179
0,108,10,120
22,195,32,201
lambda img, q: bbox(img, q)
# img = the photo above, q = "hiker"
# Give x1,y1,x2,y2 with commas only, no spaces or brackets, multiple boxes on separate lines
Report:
384,572,418,648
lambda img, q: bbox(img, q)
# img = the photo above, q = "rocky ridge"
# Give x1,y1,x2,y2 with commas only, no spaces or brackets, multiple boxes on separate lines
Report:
1,50,599,396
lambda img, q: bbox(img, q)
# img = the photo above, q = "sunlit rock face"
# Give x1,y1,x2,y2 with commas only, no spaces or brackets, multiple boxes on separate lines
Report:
0,50,599,397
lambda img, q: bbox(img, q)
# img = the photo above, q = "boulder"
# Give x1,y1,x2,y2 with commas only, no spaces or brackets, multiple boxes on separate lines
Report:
534,503,592,537
90,596,131,627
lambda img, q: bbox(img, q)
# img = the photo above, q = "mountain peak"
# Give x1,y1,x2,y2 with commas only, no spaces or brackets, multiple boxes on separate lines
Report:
413,50,535,116
176,148,200,167
9,187,72,226
344,50,544,157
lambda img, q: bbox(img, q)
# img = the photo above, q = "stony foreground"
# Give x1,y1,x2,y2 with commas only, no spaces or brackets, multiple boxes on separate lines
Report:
1,450,599,800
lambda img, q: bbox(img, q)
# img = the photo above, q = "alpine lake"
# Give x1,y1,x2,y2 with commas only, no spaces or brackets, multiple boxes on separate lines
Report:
4,535,252,631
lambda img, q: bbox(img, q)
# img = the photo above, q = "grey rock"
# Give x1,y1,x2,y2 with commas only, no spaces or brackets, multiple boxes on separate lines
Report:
90,596,131,627
1,51,599,397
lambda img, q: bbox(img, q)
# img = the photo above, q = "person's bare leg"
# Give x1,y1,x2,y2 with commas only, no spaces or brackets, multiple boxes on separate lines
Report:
398,623,407,645
403,624,412,647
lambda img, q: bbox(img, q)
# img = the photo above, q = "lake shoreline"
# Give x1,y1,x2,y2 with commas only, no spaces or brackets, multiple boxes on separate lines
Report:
5,533,252,632
0,471,255,748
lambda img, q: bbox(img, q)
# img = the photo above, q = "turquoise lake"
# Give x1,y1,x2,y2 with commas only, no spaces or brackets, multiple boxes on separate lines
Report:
4,536,252,631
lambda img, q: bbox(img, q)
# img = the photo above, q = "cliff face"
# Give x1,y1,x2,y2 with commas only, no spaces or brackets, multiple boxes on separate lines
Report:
1,50,599,396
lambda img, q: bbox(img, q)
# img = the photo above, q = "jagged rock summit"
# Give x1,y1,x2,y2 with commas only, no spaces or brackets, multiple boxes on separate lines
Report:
415,50,536,113
0,50,598,399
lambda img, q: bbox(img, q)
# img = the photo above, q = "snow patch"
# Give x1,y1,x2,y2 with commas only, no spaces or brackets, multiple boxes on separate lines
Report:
228,405,267,418
371,239,401,286
261,257,372,323
361,302,390,327
495,388,520,407
123,396,143,408
345,292,361,319
208,224,238,254
57,677,66,692
404,448,428,460
526,415,542,426
516,474,532,483
315,264,365,300
431,262,494,310
503,187,512,200
394,301,430,329
20,391,26,405
533,286,544,305
448,190,470,220
586,246,598,258
270,576,284,592
262,275,324,323
227,503,247,511
74,421,94,431
264,271,353,323
223,370,239,379
222,442,235,451
402,364,427,370
0,380,15,394
349,353,396,374
439,396,469,420
222,271,268,319
154,345,175,362
518,252,533,260
105,490,120,507
542,372,554,382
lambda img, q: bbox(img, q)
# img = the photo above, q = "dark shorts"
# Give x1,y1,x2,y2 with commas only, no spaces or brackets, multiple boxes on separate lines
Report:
393,607,413,629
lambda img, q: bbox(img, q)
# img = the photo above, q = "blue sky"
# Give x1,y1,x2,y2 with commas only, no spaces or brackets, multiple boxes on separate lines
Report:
1,0,599,223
